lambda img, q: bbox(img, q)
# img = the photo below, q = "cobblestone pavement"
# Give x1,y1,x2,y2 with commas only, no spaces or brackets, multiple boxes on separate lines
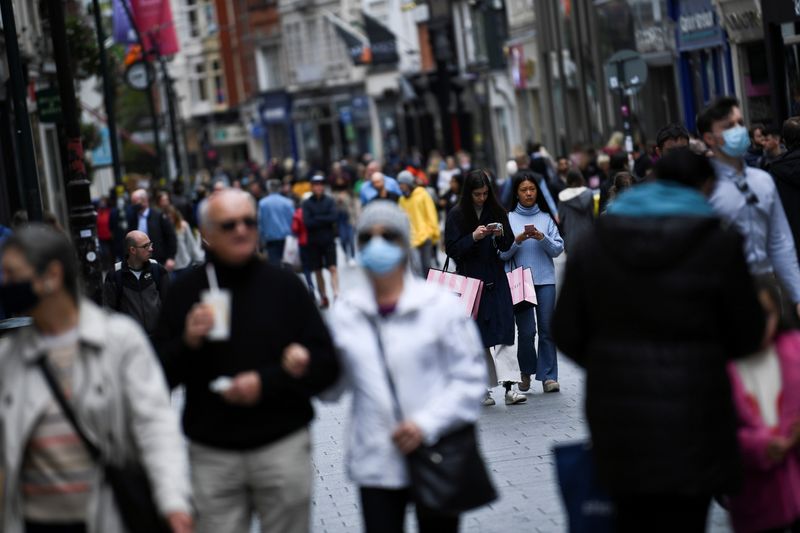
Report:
306,258,732,533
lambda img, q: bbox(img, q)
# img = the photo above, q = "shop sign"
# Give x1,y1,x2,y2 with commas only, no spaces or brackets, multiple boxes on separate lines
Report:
635,25,675,55
719,0,762,43
91,127,113,167
260,92,291,125
36,88,62,124
210,124,247,146
678,0,724,51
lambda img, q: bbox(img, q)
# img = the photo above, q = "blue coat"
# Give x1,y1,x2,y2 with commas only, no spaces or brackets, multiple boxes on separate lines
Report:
445,206,515,347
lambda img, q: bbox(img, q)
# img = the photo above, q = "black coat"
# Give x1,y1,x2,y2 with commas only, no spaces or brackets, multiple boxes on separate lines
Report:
126,206,178,264
302,194,338,246
445,206,514,347
552,215,765,494
766,148,800,263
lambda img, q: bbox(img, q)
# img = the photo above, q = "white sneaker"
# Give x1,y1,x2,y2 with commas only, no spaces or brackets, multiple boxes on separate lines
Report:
347,258,357,267
482,390,496,406
505,389,527,405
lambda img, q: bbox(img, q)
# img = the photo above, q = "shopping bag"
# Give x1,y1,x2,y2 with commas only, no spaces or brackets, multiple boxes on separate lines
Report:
507,266,537,311
426,264,484,319
553,442,615,533
282,236,302,271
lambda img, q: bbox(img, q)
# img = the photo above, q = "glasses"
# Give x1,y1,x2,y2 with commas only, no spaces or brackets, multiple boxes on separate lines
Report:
134,242,154,249
216,217,257,232
358,230,401,246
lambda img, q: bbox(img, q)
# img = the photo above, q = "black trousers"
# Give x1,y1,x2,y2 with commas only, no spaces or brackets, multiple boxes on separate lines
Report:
613,492,711,533
25,523,86,533
360,487,460,533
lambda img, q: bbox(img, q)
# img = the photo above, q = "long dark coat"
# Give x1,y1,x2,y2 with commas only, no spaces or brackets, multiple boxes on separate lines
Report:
444,205,514,347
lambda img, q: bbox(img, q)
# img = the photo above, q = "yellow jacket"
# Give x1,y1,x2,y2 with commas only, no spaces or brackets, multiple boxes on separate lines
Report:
398,187,440,247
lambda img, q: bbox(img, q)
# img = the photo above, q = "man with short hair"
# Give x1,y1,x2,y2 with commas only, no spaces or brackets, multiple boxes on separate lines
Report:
155,189,339,533
103,230,169,337
698,96,800,318
765,116,800,264
257,179,295,267
745,123,766,167
366,172,400,204
655,123,690,156
302,175,340,308
127,188,178,270
760,125,785,171
397,170,440,277
359,162,401,204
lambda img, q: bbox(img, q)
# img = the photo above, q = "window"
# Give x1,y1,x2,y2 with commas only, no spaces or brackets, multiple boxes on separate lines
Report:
192,62,208,102
188,9,200,38
257,47,283,91
211,59,225,104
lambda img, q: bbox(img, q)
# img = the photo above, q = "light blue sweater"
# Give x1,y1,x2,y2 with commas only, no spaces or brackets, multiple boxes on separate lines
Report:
499,205,564,285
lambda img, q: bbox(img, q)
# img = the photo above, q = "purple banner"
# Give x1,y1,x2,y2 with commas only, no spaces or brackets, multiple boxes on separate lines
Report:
113,0,137,45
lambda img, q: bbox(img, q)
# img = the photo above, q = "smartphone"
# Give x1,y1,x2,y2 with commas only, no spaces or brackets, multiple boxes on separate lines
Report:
487,222,503,232
524,224,537,234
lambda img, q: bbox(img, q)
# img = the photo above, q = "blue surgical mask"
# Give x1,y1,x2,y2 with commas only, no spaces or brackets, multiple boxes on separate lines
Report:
359,236,405,276
720,125,751,158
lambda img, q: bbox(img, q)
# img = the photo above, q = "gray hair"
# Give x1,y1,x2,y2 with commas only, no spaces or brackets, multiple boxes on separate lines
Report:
1,224,80,302
198,189,257,229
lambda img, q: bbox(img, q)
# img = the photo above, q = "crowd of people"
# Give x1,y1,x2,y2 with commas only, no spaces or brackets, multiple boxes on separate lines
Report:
0,93,799,533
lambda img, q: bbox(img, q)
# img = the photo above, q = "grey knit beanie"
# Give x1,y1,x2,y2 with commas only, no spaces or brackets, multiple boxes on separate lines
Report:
356,200,411,248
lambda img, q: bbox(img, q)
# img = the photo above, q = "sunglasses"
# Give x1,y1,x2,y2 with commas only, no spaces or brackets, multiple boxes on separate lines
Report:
735,180,759,205
217,217,257,232
358,230,401,246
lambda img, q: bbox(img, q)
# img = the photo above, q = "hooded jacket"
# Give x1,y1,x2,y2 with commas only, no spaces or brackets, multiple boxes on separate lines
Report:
553,182,765,494
557,186,594,253
766,147,800,263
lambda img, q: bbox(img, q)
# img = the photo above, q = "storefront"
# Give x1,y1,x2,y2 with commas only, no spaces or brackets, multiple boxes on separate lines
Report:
676,0,734,131
716,0,771,124
762,0,800,123
259,91,297,163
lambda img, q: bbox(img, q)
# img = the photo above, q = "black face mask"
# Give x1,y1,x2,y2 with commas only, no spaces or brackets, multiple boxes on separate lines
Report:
0,281,40,316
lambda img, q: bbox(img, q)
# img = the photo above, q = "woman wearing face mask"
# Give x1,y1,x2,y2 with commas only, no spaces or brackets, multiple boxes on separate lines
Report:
303,201,487,533
499,171,564,393
0,224,193,533
726,279,800,533
445,169,525,406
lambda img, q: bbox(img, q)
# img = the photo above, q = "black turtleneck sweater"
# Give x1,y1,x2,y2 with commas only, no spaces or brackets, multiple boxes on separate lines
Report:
154,254,339,450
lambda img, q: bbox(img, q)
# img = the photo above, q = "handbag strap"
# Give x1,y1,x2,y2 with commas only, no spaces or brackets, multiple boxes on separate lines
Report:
363,315,406,423
443,256,450,272
36,356,103,462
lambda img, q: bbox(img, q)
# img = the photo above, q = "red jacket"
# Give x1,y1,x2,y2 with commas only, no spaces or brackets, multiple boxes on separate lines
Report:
727,332,800,533
96,207,112,241
291,207,308,247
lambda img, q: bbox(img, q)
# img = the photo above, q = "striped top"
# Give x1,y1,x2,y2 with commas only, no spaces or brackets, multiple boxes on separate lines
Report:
21,329,94,522
499,205,564,285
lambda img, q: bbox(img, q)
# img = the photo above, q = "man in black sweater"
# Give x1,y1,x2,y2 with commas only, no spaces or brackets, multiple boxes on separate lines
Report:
155,188,339,533
302,175,339,308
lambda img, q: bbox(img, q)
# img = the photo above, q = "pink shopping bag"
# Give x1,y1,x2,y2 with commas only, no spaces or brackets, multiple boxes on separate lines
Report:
426,268,484,319
507,266,537,311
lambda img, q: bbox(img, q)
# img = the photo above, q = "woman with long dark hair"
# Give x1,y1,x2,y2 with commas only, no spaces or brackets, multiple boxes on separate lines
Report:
499,171,564,393
445,169,526,406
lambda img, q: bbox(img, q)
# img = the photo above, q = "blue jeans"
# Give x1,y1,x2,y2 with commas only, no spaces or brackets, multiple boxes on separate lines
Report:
339,219,356,259
515,284,557,381
265,239,286,267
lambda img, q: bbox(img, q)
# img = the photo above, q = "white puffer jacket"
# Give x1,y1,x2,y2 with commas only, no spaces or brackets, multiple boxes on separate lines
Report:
326,276,486,489
0,300,190,533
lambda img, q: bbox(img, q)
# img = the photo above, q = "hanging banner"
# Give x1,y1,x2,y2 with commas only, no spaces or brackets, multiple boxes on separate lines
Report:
362,12,399,65
113,0,137,45
130,0,180,55
333,23,371,65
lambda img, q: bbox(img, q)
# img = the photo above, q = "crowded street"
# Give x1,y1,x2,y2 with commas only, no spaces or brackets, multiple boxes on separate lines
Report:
4,0,800,532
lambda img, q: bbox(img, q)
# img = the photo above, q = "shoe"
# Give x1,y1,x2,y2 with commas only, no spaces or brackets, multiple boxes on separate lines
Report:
482,391,496,406
320,297,330,310
505,389,527,405
347,258,357,267
519,374,531,392
543,380,560,393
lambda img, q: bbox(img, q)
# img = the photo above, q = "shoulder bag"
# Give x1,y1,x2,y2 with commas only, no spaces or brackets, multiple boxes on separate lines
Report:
366,317,497,515
36,356,171,533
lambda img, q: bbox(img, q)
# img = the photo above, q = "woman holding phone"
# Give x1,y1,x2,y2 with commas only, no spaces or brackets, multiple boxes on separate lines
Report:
499,171,564,393
445,169,526,406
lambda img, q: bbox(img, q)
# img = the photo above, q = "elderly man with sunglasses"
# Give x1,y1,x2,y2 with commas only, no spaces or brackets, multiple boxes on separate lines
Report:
102,230,169,338
699,97,800,319
154,189,340,533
